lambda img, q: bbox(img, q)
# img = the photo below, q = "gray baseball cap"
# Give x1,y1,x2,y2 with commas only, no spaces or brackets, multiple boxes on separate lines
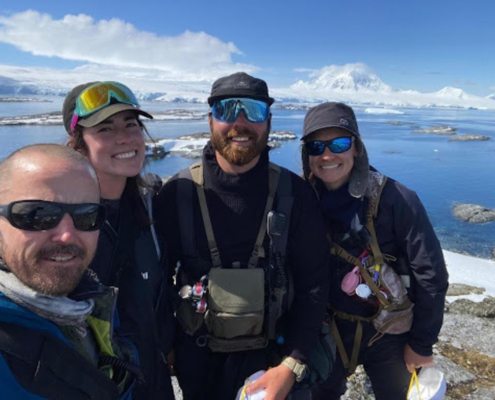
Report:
302,102,370,198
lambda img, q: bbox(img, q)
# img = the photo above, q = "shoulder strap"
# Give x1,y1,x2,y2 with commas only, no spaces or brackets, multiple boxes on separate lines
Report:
187,162,281,269
246,163,281,268
270,166,293,256
177,165,200,258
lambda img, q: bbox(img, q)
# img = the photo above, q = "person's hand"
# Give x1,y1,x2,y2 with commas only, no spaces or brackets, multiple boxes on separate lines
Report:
245,364,296,400
404,344,433,373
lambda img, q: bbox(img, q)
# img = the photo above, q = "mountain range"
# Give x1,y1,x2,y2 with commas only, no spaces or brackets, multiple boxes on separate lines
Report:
0,63,494,110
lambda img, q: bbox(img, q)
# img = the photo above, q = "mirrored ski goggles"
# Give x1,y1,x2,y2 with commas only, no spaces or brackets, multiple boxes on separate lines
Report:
70,81,141,131
305,137,355,156
0,200,106,232
211,98,270,123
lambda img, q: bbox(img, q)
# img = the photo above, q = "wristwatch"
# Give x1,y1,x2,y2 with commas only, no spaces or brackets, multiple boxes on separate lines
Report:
281,357,308,382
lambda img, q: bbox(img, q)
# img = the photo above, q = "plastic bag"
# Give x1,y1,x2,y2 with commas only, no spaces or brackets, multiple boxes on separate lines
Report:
236,370,267,400
407,367,446,400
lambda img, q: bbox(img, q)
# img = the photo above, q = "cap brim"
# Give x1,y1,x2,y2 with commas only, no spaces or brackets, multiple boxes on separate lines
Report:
77,103,153,128
302,125,358,141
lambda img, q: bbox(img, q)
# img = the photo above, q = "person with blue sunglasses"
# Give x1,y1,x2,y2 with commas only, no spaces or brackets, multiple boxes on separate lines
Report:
301,102,449,400
154,72,330,400
62,82,175,400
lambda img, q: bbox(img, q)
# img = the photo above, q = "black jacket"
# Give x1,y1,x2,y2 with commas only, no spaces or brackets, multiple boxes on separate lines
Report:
154,143,330,363
90,185,174,400
318,172,448,357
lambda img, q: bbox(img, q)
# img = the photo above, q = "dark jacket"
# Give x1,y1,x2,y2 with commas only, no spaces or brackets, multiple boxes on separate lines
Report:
0,272,134,400
154,143,330,363
318,171,448,356
89,183,174,400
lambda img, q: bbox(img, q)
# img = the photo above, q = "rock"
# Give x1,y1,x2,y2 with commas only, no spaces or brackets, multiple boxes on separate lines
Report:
170,144,203,159
268,131,297,141
412,125,457,135
0,111,62,126
145,143,168,159
275,104,311,111
176,132,210,140
492,247,495,260
267,140,281,149
447,283,485,296
448,134,490,142
385,121,419,128
447,297,495,318
434,353,476,387
439,313,495,358
464,387,495,399
453,204,495,224
383,150,402,154
342,366,374,400
151,110,208,121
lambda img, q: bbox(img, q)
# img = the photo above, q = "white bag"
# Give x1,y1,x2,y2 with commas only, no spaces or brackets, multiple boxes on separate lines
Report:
407,367,447,400
235,370,267,400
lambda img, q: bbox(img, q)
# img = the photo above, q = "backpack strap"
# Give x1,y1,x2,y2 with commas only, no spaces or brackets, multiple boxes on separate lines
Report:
185,162,281,270
177,163,202,259
266,166,294,340
247,163,281,269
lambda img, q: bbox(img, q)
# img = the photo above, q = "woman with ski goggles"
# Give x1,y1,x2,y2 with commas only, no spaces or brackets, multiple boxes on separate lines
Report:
62,82,175,400
300,103,448,400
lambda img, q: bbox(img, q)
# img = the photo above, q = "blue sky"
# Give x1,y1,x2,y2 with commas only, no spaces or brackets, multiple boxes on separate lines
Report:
0,0,494,95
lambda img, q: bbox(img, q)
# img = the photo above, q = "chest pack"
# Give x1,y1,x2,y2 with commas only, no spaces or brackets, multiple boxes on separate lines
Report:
330,171,414,373
175,162,294,353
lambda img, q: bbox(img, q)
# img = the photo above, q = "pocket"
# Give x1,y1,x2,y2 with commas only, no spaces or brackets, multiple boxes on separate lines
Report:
206,268,265,339
373,303,414,335
175,299,204,336
205,310,264,339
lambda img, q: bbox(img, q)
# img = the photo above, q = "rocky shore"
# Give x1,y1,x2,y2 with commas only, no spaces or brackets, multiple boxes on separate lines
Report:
453,204,495,224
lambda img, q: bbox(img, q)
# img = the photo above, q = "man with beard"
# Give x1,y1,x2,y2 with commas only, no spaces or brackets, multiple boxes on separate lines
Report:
154,72,329,399
0,144,137,399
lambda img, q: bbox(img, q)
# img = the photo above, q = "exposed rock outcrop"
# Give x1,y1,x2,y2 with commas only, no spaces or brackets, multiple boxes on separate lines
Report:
453,204,495,224
448,135,490,142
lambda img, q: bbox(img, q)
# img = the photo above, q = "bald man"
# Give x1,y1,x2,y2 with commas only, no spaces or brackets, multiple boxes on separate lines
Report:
0,144,139,399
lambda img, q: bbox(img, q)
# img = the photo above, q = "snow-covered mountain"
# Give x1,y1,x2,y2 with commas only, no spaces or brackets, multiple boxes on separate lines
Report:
433,86,470,100
291,63,392,93
486,93,495,100
1,62,495,110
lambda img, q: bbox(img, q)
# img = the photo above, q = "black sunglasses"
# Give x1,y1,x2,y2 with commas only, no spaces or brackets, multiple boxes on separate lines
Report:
0,200,106,232
305,137,354,156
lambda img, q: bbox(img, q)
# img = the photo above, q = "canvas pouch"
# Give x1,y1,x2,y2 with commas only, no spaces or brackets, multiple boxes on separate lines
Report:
175,298,205,336
371,263,414,334
205,268,266,350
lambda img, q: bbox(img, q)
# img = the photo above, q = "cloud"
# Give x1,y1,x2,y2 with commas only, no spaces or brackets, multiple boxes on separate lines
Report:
0,10,256,81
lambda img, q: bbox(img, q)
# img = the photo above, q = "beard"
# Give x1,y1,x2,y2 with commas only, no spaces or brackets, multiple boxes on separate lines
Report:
211,125,269,166
1,243,91,297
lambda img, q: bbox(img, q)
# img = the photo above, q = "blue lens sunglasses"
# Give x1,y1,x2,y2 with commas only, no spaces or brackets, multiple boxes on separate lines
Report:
305,137,355,156
211,98,270,123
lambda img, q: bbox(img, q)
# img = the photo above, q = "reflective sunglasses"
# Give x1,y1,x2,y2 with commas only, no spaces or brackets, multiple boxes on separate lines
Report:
0,200,106,232
305,137,355,156
211,98,270,123
70,81,141,131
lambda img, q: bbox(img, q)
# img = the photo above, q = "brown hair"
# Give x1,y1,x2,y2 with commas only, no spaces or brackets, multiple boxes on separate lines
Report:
68,117,153,226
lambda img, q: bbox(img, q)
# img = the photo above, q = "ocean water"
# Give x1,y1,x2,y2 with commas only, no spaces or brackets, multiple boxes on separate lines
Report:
1,97,494,258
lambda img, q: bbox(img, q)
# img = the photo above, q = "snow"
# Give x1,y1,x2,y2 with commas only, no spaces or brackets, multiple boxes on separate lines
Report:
2,62,495,111
444,250,495,302
364,108,405,115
